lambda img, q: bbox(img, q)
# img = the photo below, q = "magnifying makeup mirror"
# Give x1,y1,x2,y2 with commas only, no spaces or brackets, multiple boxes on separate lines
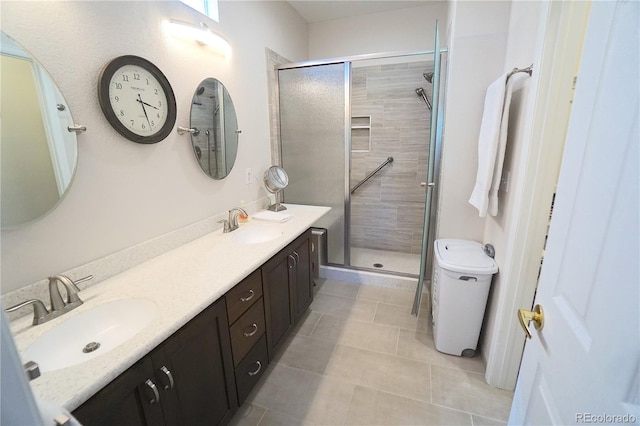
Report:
264,166,289,211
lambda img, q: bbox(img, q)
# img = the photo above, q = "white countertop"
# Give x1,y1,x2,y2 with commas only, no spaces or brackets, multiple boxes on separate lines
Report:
9,204,330,411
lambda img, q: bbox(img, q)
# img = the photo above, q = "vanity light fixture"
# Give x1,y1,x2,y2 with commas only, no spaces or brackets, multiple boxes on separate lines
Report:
168,20,231,59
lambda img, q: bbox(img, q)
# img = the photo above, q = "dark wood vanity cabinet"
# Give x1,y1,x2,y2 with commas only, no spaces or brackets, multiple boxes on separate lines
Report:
262,229,313,360
72,357,164,426
224,269,269,404
72,229,314,425
73,299,238,426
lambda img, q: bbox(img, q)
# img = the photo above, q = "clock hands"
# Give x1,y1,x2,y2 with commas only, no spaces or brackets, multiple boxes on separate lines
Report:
136,97,159,110
137,94,152,129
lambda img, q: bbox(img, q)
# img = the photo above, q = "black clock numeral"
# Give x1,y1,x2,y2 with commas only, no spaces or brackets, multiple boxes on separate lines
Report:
130,120,135,126
158,101,162,107
146,78,150,85
151,121,155,127
154,89,158,95
133,73,140,80
141,123,146,129
157,113,160,118
122,75,129,82
114,96,119,102
120,110,124,116
115,83,122,90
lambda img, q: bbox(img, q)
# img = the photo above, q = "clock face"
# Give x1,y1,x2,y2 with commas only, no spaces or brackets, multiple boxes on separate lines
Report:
98,56,176,144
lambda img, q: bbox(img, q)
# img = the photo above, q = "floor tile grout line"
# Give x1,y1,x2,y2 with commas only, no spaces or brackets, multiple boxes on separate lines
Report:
429,400,507,425
341,379,358,426
307,312,322,336
254,405,269,426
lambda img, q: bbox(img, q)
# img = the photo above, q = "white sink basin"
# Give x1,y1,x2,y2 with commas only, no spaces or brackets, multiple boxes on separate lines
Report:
23,298,159,372
231,226,283,244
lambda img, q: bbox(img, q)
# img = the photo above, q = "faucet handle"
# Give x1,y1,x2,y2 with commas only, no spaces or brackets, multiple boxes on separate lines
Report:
6,299,49,325
72,274,94,289
218,219,231,233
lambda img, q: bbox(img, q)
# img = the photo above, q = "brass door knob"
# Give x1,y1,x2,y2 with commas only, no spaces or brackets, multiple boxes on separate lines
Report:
518,304,544,339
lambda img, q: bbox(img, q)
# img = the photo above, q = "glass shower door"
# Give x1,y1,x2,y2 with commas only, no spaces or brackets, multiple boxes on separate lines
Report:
278,63,350,266
413,21,442,315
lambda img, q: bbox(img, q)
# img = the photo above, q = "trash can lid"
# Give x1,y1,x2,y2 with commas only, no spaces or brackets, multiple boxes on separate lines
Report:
434,239,498,275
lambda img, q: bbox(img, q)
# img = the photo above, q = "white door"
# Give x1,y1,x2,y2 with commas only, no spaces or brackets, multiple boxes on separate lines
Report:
509,1,639,424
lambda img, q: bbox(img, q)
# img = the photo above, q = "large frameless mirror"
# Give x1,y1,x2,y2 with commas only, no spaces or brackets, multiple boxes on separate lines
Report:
188,78,239,179
1,31,80,228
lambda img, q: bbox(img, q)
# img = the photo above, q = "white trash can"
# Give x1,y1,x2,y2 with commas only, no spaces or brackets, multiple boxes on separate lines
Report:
431,239,498,357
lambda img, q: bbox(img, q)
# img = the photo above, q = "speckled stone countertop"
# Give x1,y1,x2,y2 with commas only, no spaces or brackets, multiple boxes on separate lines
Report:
9,204,330,412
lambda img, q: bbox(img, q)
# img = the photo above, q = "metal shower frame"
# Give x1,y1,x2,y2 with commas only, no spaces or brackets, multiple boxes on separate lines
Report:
275,47,449,279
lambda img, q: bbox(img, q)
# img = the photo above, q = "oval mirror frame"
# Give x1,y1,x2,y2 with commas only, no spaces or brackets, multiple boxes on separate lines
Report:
0,31,79,228
189,78,239,180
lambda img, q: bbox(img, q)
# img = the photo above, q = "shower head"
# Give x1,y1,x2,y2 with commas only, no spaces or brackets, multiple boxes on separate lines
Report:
424,72,434,84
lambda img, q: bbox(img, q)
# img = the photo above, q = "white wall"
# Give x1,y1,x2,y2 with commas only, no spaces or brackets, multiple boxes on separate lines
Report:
0,1,308,293
436,1,511,242
308,2,448,59
479,1,543,381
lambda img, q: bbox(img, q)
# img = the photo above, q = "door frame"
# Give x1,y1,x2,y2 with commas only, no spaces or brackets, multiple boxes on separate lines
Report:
483,0,591,389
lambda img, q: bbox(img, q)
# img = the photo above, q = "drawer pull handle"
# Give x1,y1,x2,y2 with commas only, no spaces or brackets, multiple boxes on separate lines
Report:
240,289,255,302
159,366,175,390
244,323,259,337
144,379,160,404
248,360,262,376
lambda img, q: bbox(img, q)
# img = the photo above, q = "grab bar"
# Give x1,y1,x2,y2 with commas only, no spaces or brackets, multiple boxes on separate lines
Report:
350,157,393,194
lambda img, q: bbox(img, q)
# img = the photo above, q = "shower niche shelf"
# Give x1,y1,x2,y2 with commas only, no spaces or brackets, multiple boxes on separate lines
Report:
351,116,371,153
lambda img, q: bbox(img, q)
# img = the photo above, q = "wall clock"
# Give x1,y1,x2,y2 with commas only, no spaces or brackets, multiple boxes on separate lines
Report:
98,55,177,144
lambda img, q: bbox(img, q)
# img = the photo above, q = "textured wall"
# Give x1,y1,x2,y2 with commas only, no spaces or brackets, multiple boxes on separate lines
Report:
0,1,308,293
350,60,433,254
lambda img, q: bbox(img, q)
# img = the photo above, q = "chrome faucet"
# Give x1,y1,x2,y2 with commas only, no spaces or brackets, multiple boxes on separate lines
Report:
228,208,248,232
219,208,248,233
5,274,93,325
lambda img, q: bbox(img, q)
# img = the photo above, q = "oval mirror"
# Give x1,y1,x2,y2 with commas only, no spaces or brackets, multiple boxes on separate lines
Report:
1,32,79,228
264,166,289,212
189,78,239,179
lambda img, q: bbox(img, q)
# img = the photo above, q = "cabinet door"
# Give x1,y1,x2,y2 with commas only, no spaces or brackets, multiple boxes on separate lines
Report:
261,248,295,360
292,231,313,322
152,299,237,426
72,357,165,426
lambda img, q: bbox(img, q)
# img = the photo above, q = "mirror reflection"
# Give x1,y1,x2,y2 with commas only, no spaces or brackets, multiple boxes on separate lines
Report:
189,78,239,179
0,32,79,228
264,166,289,212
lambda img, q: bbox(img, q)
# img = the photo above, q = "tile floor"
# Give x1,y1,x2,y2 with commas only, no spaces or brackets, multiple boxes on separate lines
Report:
230,278,513,426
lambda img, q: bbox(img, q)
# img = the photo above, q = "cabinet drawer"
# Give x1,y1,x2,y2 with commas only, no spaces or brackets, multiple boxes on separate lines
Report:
230,299,265,366
227,269,263,324
235,335,269,404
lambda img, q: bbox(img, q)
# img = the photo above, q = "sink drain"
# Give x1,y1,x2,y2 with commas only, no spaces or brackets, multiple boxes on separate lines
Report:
82,341,101,353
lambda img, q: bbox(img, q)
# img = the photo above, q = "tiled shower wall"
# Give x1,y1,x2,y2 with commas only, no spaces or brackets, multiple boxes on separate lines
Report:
350,61,433,254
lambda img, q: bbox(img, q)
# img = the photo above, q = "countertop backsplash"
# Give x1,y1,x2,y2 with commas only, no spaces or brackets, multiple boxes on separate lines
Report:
1,197,270,321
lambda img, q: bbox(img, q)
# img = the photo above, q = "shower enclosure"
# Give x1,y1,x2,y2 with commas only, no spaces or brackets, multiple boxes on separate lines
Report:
276,31,445,305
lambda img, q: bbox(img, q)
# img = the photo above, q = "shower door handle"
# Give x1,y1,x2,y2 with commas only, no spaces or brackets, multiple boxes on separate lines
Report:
421,182,435,188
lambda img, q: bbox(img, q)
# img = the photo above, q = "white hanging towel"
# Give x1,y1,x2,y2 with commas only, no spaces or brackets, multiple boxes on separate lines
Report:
488,76,517,216
468,73,516,217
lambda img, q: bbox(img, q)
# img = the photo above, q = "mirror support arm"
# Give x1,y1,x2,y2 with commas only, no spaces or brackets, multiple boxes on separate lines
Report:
67,124,86,134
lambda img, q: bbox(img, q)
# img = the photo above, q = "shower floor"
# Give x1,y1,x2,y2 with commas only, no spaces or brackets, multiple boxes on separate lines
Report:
350,247,421,276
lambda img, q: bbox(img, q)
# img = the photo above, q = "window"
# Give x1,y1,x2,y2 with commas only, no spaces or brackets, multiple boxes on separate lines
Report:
179,0,219,22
